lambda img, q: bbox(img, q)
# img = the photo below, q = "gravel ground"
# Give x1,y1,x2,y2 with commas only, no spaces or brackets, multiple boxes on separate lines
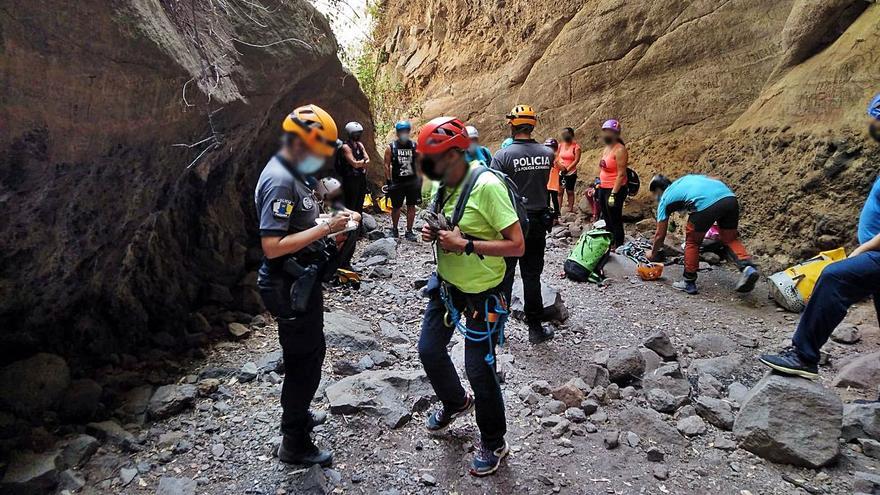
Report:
78,215,880,495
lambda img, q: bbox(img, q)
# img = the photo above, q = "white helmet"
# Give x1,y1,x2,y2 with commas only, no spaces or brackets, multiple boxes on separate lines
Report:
344,121,364,135
315,177,342,201
465,125,479,139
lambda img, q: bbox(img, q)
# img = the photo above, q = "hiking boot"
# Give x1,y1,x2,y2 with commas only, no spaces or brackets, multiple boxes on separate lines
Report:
389,227,400,238
759,349,818,379
735,266,760,293
673,279,698,295
277,434,333,467
307,410,327,431
426,395,474,431
528,322,555,344
469,440,510,477
404,229,417,242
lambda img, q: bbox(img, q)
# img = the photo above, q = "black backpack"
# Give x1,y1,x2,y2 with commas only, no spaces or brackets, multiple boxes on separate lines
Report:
435,165,530,238
626,168,641,196
333,145,349,178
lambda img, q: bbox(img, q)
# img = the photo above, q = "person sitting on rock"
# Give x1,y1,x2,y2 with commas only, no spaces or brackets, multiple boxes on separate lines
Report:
760,93,880,380
254,105,359,467
417,116,525,476
646,174,759,295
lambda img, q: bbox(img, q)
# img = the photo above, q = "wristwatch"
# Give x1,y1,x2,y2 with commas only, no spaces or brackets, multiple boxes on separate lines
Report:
464,239,475,256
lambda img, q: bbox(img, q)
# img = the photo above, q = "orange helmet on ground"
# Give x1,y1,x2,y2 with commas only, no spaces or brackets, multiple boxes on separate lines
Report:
637,263,664,281
282,104,339,157
506,105,537,127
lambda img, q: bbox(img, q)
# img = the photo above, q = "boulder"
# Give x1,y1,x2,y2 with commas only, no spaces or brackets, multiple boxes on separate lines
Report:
686,333,738,358
0,353,70,416
227,322,251,339
256,350,284,374
690,354,744,383
325,370,433,428
647,388,687,414
0,449,60,492
617,407,687,447
640,349,662,374
727,382,749,404
147,384,198,420
117,385,154,423
361,238,397,260
831,351,880,390
551,383,585,408
86,420,136,448
157,476,197,495
378,320,410,344
841,403,880,441
606,348,646,385
580,364,611,389
237,362,258,383
530,380,553,395
296,464,330,494
324,312,379,350
58,379,103,423
830,323,861,344
60,434,100,468
853,471,880,494
644,331,677,360
694,397,735,430
677,415,707,436
361,213,378,232
734,374,842,468
510,280,568,322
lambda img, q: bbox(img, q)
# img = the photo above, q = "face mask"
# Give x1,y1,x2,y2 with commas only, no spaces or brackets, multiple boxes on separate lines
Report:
468,143,479,153
398,133,410,142
297,154,324,175
603,136,615,145
351,133,362,142
870,123,880,143
563,135,573,143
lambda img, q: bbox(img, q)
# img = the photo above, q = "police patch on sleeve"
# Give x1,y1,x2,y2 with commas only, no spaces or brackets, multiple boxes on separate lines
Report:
271,199,294,219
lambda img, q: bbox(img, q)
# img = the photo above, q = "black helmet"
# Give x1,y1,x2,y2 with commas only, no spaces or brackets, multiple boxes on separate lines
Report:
649,174,672,193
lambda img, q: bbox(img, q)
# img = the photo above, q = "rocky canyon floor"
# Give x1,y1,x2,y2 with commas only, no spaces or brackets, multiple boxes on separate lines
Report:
40,214,880,495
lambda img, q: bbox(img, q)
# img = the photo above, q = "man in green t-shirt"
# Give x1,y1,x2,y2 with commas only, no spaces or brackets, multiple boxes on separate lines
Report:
416,117,525,477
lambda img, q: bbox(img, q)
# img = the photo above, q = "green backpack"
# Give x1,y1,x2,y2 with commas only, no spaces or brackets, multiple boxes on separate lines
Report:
564,229,613,283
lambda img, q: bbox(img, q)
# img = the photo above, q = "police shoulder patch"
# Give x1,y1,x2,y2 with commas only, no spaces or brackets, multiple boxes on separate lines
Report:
272,199,294,218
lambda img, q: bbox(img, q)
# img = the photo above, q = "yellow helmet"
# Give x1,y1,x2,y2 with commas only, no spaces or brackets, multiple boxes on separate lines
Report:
506,104,537,127
282,104,339,157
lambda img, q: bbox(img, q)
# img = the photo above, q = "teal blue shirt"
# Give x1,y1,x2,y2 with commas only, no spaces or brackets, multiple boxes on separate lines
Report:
656,175,735,222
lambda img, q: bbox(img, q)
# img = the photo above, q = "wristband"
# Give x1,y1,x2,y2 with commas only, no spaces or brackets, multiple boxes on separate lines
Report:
464,239,475,256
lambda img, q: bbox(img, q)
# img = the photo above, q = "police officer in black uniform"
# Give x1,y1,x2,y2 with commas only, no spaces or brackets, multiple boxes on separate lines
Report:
254,104,358,466
491,105,555,344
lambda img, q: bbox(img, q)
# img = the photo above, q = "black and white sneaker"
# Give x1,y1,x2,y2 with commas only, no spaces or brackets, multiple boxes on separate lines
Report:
759,348,819,379
426,395,474,431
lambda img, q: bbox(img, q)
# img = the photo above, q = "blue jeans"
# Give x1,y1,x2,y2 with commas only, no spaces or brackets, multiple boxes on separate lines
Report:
418,290,507,450
792,251,880,365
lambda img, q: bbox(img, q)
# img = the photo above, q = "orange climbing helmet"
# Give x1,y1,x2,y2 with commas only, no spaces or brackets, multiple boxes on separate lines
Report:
506,105,537,127
637,262,664,281
282,104,339,157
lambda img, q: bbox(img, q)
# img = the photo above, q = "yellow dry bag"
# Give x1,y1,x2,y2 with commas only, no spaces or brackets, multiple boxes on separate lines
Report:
768,247,846,312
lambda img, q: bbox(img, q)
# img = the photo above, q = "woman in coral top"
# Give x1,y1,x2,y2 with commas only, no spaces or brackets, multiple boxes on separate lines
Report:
596,119,628,248
557,127,581,212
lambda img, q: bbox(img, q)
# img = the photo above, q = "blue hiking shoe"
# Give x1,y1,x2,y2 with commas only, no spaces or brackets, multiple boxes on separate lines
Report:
759,348,818,379
470,440,510,477
735,266,760,293
426,395,474,431
673,279,698,295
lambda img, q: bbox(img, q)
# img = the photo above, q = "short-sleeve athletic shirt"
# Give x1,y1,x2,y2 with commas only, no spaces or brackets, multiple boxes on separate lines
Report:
254,155,325,255
656,175,735,222
434,165,520,294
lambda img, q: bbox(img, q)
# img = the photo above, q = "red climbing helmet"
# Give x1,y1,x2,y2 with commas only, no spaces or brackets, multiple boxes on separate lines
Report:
417,117,471,155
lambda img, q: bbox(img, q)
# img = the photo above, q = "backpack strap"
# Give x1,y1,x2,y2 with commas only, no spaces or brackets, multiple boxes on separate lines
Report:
450,165,490,227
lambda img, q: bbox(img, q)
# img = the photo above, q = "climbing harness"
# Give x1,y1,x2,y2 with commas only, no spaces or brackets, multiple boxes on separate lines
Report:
616,238,653,264
438,281,508,367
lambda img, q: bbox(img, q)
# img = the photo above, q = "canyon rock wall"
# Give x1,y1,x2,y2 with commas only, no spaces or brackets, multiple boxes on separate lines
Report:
0,0,376,366
375,0,880,265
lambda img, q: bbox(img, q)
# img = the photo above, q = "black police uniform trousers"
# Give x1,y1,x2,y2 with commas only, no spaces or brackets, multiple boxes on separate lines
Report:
257,262,325,439
417,281,506,451
501,210,549,324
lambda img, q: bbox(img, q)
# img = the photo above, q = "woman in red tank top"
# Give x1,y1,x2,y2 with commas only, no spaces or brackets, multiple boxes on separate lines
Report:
596,119,629,248
557,127,581,212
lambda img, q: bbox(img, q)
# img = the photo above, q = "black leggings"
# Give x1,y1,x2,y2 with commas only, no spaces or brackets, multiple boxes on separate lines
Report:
548,190,560,214
596,187,627,247
342,174,367,214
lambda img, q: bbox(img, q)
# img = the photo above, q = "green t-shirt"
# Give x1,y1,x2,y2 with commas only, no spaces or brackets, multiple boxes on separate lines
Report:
434,166,519,294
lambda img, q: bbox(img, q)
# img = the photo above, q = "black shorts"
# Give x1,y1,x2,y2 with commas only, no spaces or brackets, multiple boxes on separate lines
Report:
389,181,421,208
560,173,578,191
689,196,739,232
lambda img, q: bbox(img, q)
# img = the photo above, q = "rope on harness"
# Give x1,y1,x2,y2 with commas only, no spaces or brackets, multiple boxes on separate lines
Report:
438,284,508,366
617,238,652,265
